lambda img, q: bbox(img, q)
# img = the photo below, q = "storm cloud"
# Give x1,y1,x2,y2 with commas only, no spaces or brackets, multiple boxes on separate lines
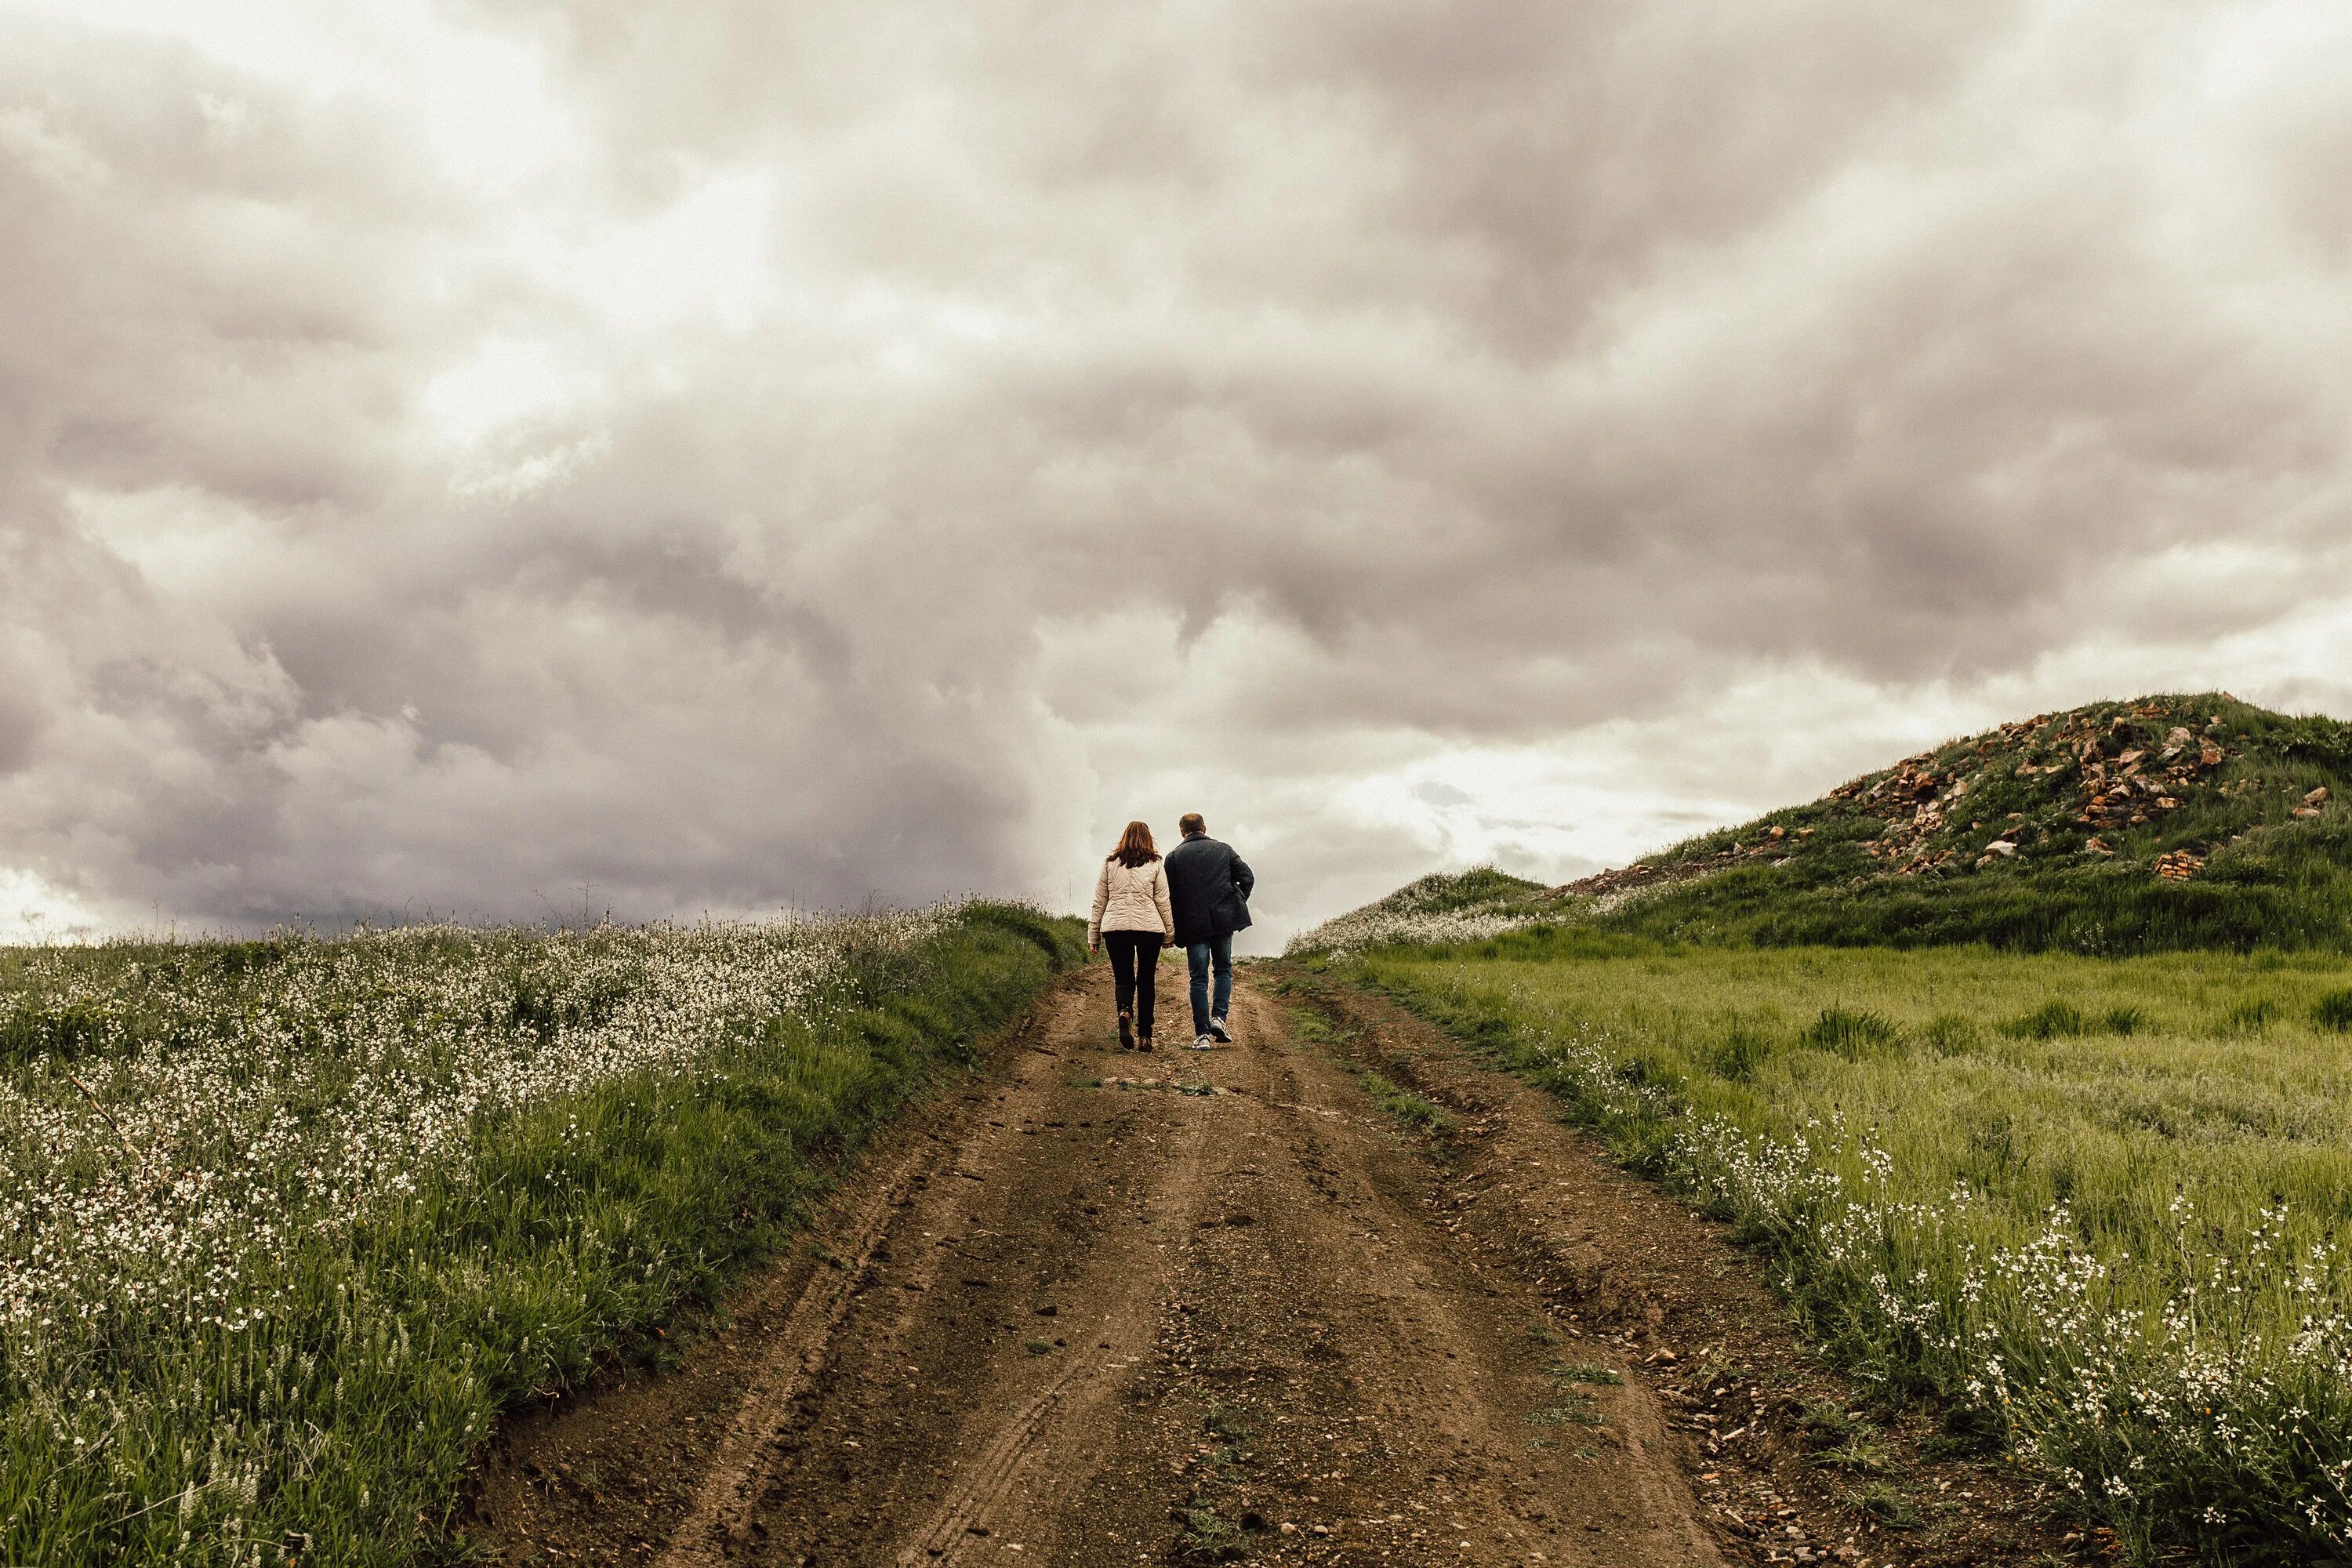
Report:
3,1,2350,943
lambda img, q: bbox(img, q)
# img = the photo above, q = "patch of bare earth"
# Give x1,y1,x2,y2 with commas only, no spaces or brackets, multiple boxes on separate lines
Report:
472,964,2058,1566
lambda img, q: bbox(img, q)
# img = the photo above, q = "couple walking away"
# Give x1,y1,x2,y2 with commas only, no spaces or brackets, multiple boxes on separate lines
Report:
1087,813,1254,1053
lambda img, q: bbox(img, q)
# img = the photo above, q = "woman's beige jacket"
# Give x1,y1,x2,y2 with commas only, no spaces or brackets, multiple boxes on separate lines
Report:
1090,855,1175,945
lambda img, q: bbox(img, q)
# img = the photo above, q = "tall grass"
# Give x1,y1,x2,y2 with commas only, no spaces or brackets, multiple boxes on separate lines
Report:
1602,822,2352,954
0,903,1080,1566
1337,933,2352,1564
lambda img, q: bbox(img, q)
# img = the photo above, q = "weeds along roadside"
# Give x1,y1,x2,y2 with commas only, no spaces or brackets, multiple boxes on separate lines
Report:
0,902,1083,1567
1309,937,2352,1566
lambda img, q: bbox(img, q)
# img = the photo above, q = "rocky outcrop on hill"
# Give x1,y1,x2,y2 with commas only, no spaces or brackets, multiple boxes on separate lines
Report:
1523,699,2279,914
1820,700,2234,878
1541,857,1724,910
1296,693,2352,957
1536,693,2352,907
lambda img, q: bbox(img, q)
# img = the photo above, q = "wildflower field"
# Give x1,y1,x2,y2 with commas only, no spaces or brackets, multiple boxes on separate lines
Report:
0,902,1080,1566
1328,930,2352,1564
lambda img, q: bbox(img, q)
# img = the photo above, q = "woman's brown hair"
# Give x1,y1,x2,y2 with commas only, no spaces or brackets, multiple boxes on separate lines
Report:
1109,820,1159,868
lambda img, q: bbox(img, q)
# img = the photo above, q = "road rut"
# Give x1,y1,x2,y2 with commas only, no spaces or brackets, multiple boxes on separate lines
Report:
478,967,1737,1566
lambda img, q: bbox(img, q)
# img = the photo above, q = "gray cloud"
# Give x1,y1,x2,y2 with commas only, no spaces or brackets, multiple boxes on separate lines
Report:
3,1,2350,942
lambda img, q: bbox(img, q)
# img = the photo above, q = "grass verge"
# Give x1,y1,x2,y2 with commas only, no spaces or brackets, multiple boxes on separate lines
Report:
1,903,1081,1566
1312,939,2352,1565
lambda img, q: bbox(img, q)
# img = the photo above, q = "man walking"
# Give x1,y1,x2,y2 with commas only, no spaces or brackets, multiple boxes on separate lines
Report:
1163,812,1254,1050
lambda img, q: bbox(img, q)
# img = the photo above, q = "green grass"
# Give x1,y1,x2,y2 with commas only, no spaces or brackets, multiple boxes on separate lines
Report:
1176,1501,1249,1563
1287,1007,1458,1138
1525,1394,1602,1428
1799,1402,1896,1474
1849,1480,1921,1530
1289,695,2352,960
1607,830,2352,954
0,904,1081,1566
1595,695,2352,956
1330,937,2352,1565
1351,1069,1458,1137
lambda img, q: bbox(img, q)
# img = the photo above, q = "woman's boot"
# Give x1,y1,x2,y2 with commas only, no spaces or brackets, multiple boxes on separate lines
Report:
1137,1034,1154,1052
1117,1010,1135,1051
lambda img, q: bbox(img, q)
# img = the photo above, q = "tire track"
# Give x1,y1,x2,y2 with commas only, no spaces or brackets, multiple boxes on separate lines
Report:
652,1123,960,1566
479,966,1740,1567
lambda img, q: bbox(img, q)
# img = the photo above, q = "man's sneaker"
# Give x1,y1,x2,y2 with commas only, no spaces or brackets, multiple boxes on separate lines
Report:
1192,1035,1214,1051
1208,1016,1232,1043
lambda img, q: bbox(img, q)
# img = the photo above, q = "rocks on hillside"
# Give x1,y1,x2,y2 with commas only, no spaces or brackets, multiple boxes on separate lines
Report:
1549,858,1734,904
1521,696,2352,918
1548,823,1828,906
1823,701,2230,876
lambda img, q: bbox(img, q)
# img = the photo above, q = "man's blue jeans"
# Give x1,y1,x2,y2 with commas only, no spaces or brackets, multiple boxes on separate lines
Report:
1186,933,1233,1037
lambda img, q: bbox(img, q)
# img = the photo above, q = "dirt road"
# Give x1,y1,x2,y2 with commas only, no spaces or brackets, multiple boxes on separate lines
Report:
477,967,2003,1567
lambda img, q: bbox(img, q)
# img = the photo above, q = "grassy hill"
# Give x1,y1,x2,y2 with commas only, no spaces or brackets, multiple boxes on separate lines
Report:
1294,693,2352,955
1286,696,2352,1561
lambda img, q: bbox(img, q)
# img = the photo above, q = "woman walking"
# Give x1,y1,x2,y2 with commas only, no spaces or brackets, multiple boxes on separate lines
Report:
1089,821,1176,1051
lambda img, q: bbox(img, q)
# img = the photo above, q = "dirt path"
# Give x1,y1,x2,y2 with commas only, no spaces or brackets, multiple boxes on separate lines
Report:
477,967,2019,1567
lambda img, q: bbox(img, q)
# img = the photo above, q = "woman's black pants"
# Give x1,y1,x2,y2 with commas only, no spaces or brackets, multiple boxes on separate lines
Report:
1102,931,1163,1038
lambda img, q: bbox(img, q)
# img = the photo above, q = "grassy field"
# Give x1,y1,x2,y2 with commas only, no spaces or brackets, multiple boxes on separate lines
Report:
1328,929,2352,1564
0,903,1080,1566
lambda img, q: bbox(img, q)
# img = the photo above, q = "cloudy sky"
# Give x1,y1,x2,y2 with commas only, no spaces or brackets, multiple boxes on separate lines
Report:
3,1,2350,947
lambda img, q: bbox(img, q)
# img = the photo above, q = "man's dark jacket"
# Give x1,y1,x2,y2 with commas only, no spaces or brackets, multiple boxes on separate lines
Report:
1164,834,1254,947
